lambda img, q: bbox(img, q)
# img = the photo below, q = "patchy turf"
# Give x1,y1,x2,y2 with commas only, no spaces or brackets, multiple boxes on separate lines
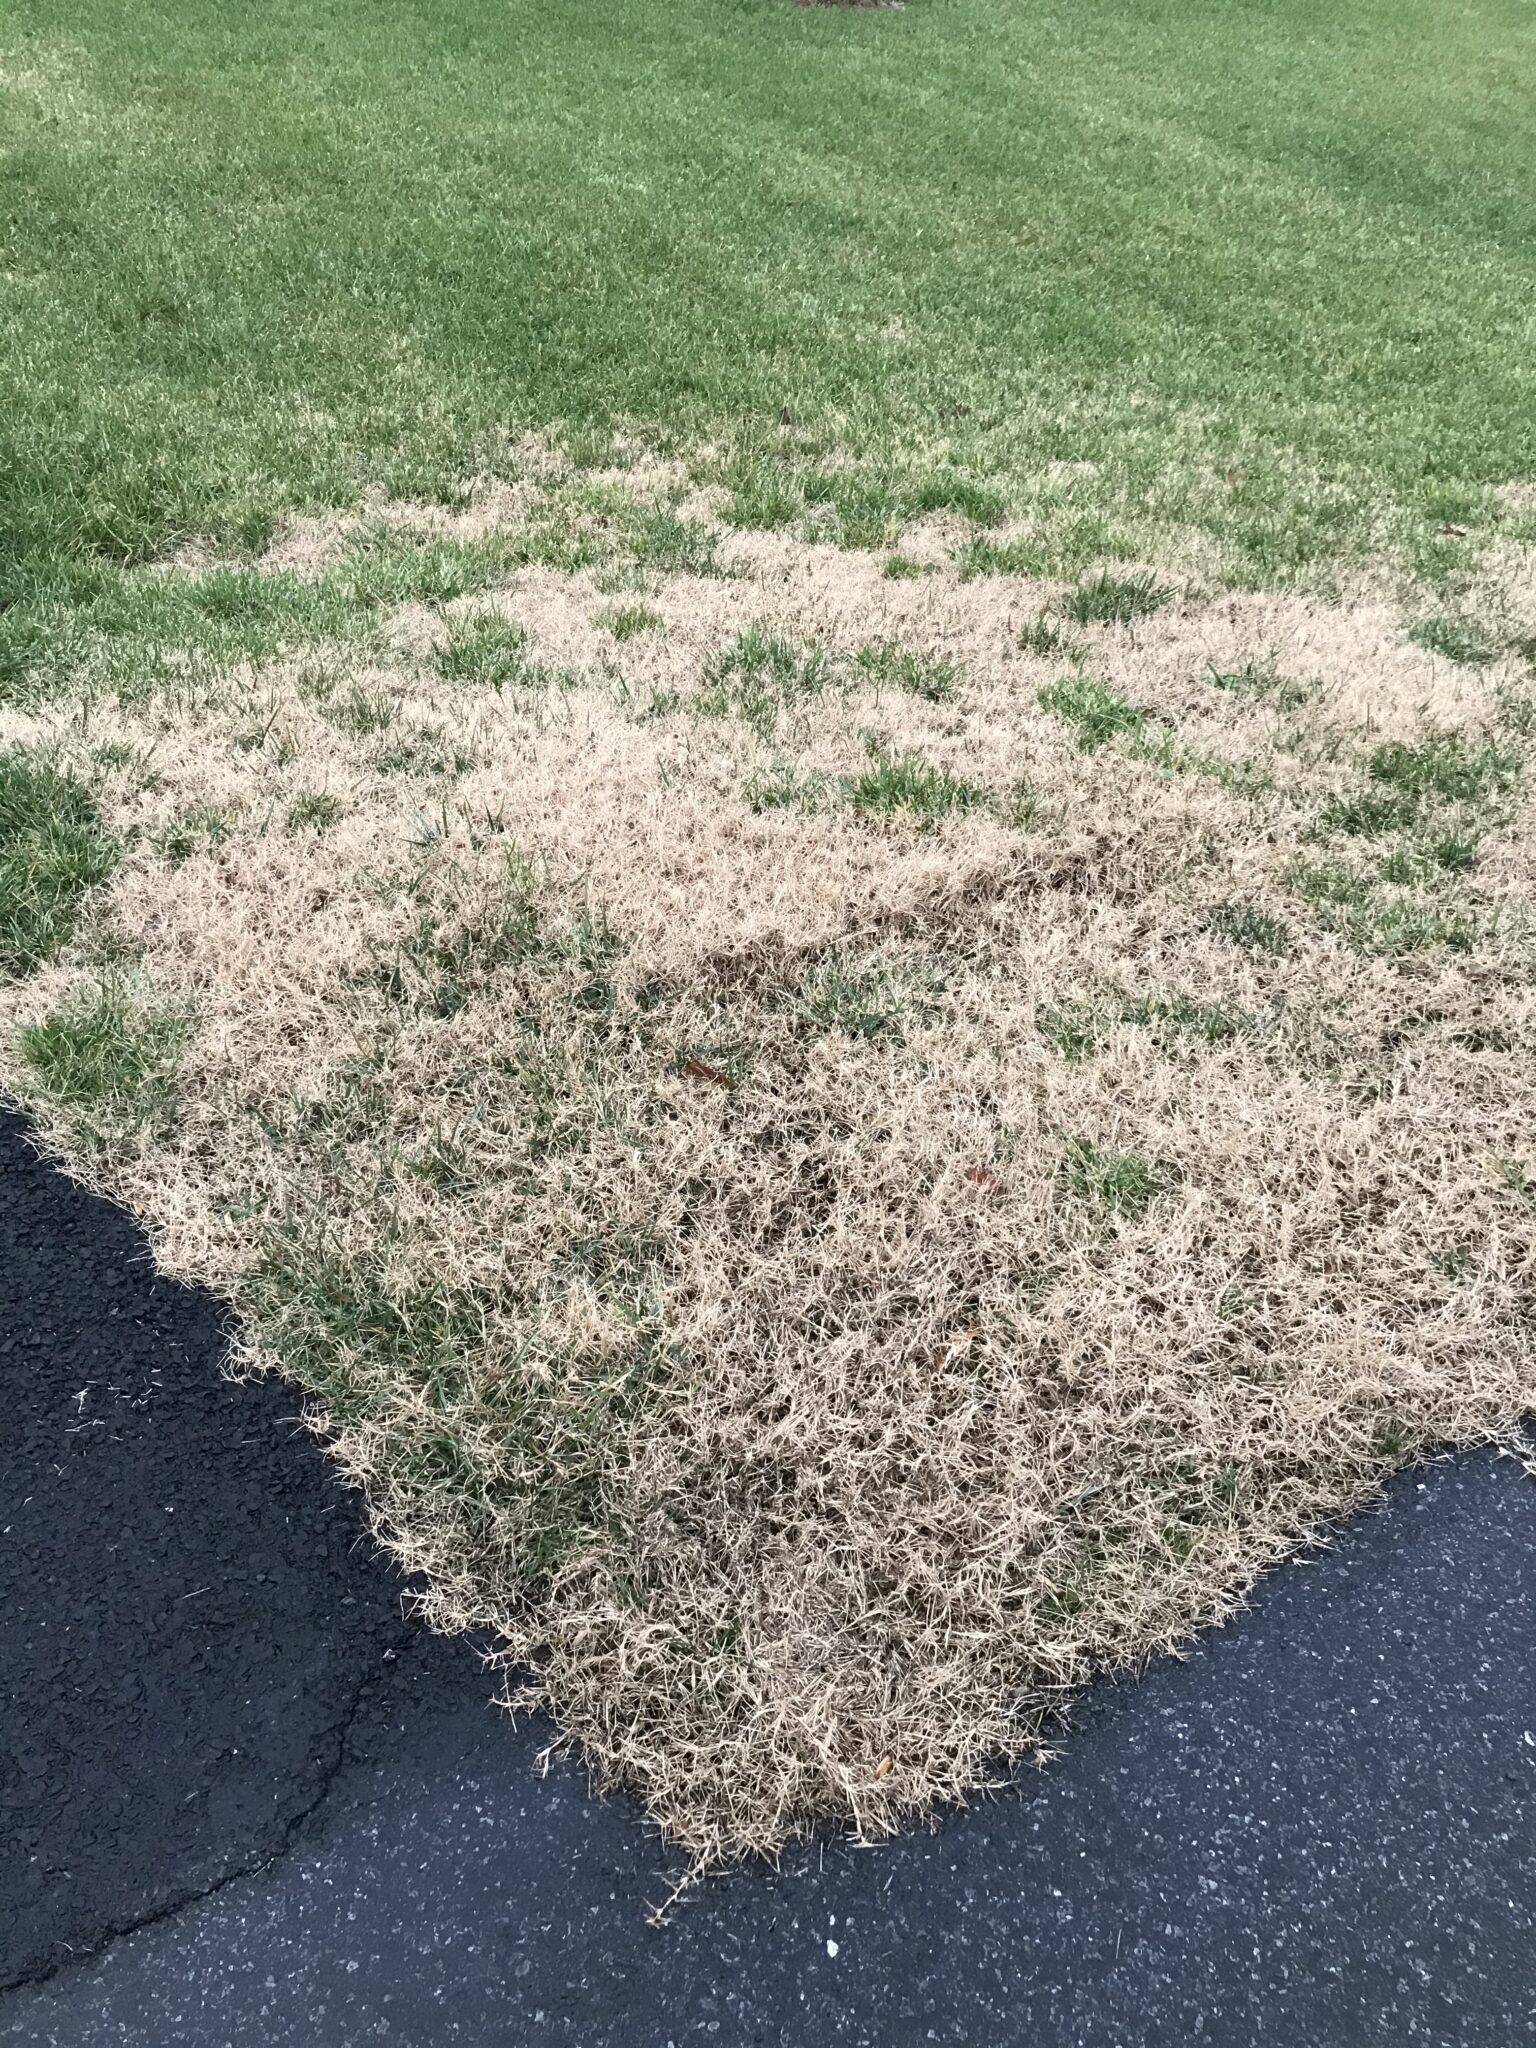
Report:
2,475,1533,1859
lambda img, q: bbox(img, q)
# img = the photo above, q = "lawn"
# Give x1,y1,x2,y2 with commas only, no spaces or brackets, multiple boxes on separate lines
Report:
4,0,1536,583
2,0,1535,1861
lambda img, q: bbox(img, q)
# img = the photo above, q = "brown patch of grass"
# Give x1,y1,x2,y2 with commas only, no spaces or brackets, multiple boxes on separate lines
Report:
3,491,1534,1865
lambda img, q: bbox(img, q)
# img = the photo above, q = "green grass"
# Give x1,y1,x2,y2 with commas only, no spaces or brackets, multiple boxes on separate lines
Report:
436,615,544,690
1063,1137,1172,1220
1036,1002,1103,1063
246,1226,672,1586
802,472,903,550
375,723,477,780
1286,857,1479,955
1368,733,1520,806
720,455,803,533
722,460,1010,548
287,790,344,832
1317,731,1521,838
1119,993,1251,1047
719,458,1006,546
344,532,516,608
743,763,832,814
1039,992,1251,1062
1410,615,1500,666
699,625,834,736
843,751,988,820
1038,674,1145,752
1204,899,1292,956
371,859,627,1024
20,983,186,1127
0,532,527,710
621,503,719,577
1384,832,1480,877
0,750,118,973
1063,570,1172,628
4,0,1535,614
1017,615,1084,661
853,639,961,703
596,603,664,641
954,535,1050,581
329,686,397,737
156,805,231,865
1315,786,1419,837
907,470,1007,527
1206,659,1308,712
789,955,928,1043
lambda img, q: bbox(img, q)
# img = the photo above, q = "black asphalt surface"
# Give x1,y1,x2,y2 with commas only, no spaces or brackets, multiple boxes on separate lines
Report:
0,1108,419,1989
3,1102,1535,2045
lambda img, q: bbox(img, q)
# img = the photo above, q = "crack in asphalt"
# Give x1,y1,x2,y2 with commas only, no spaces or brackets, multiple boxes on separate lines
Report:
3,1623,417,1996
0,1104,439,1997
10,1455,1536,2047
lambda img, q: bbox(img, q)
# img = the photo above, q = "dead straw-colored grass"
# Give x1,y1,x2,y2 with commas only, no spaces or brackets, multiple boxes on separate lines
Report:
4,495,1535,1863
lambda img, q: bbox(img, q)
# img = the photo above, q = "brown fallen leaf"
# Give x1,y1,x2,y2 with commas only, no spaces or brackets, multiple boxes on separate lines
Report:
964,1164,998,1188
680,1056,730,1087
